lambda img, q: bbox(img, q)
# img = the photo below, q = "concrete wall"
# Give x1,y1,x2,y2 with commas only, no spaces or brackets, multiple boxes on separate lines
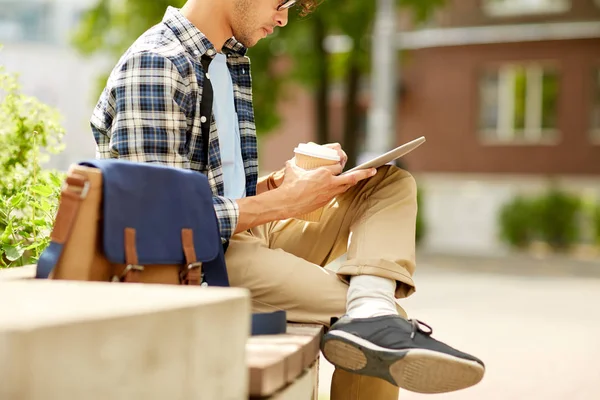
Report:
416,172,600,255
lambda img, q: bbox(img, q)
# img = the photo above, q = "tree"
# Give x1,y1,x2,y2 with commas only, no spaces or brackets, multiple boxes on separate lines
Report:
271,0,446,166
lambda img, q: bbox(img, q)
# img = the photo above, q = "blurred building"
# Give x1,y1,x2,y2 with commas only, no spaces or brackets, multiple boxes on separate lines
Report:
0,0,103,170
396,0,600,256
263,0,600,256
1,0,598,256
398,0,600,176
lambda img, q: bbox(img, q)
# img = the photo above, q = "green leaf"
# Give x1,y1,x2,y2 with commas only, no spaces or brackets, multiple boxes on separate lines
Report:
23,242,42,250
3,245,24,262
49,172,63,187
34,218,49,226
35,199,53,212
0,223,13,241
29,184,54,197
10,193,24,207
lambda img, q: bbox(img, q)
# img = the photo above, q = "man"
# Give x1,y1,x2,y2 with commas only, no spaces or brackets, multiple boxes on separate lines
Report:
90,0,485,398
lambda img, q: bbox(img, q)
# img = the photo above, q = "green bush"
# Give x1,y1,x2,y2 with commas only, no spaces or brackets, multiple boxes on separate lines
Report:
595,203,600,246
499,195,536,249
0,61,66,267
533,187,581,251
499,187,583,251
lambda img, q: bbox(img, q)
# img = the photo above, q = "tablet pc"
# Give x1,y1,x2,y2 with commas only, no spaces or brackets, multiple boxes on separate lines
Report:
342,136,426,175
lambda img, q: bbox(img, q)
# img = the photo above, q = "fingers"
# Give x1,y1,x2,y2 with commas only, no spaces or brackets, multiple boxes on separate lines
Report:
323,142,342,152
320,163,343,176
323,143,347,167
335,168,377,186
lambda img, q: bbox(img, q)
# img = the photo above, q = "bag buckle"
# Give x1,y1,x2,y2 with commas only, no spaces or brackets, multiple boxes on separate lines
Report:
112,264,144,283
62,178,90,199
180,262,203,285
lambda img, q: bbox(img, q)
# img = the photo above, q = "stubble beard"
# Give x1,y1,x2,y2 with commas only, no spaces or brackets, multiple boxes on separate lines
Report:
232,0,258,47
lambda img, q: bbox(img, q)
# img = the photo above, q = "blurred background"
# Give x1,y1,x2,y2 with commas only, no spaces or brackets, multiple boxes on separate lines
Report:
1,0,600,398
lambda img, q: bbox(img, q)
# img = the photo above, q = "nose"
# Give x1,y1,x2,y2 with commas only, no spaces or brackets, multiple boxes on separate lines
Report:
274,8,288,27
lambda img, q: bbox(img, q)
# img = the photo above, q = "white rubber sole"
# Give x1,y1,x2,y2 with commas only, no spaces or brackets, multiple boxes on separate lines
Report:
322,330,485,394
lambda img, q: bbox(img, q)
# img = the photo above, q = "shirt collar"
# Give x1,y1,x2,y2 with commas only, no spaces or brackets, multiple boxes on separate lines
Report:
162,6,248,59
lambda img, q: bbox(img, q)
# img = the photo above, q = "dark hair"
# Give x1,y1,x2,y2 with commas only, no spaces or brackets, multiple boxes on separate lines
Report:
298,0,319,16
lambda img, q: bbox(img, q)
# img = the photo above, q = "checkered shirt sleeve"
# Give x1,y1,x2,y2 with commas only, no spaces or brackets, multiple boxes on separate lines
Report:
92,51,240,240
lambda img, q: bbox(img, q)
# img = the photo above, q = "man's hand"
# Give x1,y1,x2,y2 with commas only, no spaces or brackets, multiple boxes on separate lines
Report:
267,142,348,190
314,142,348,170
236,153,374,234
277,159,375,218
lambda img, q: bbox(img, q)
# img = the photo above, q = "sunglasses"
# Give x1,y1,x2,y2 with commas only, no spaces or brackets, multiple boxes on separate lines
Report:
277,0,297,11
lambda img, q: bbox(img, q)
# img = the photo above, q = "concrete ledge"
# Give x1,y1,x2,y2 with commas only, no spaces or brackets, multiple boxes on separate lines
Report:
0,279,251,400
0,265,36,280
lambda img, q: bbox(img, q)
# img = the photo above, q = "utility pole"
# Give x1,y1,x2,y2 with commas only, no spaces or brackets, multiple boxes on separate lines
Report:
364,0,398,162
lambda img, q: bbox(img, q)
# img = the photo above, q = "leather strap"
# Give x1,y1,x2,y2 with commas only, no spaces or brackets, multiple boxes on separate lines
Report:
65,174,87,189
36,174,88,279
124,228,139,265
181,229,202,285
181,228,197,263
123,228,142,283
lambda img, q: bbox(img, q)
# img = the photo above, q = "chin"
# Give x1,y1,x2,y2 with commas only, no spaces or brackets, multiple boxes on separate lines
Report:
239,36,260,48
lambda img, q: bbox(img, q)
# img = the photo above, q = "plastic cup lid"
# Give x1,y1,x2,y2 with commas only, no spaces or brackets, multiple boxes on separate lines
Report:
294,143,340,161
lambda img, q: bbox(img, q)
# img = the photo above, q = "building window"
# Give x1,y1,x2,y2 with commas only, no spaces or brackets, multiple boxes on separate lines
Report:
483,0,571,17
479,63,559,144
592,68,600,142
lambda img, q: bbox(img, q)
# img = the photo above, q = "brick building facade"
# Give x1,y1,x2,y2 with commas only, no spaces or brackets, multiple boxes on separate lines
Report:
397,0,600,176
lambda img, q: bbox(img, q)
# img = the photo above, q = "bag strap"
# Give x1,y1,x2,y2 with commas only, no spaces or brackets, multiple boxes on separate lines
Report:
180,228,203,285
36,174,90,279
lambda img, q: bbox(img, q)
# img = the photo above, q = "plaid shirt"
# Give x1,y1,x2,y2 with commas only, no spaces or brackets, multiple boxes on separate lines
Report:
90,6,258,242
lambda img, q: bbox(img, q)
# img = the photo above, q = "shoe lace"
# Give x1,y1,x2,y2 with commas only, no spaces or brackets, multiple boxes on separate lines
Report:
409,319,433,339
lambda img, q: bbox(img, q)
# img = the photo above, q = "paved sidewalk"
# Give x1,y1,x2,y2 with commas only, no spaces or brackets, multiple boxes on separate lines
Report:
416,251,600,279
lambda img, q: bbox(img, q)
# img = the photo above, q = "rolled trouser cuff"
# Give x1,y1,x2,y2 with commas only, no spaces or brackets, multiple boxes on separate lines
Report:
337,258,416,299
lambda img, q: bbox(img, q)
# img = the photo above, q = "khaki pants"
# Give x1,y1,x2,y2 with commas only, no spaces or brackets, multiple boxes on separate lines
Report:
225,165,418,400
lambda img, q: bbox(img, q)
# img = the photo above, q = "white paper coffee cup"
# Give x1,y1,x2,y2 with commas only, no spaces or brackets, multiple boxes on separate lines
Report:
293,143,341,222
294,143,341,169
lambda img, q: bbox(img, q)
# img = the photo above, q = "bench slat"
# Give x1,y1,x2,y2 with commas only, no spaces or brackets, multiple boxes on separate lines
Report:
247,324,324,398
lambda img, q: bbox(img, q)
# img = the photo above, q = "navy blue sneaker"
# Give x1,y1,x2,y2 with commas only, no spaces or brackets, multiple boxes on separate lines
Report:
321,315,485,394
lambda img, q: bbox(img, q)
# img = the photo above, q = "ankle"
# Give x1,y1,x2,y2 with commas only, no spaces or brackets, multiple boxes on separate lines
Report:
346,275,398,319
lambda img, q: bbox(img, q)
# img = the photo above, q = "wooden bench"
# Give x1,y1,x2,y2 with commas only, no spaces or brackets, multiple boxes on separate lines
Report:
246,324,324,399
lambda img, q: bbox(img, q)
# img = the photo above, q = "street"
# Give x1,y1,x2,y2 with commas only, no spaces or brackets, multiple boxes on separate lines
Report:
318,255,600,399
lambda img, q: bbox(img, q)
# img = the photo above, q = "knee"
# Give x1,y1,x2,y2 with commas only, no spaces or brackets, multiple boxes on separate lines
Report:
377,165,417,195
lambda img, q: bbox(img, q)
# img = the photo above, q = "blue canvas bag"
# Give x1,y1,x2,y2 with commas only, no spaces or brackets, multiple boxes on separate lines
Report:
36,159,286,335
